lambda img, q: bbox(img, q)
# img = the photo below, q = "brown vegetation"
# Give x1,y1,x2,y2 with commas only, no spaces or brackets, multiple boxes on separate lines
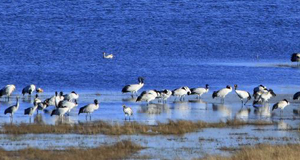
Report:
1,119,273,135
0,140,142,160
201,144,300,160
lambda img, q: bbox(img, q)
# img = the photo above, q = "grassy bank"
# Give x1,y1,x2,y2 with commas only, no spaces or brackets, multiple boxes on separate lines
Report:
0,140,142,160
201,144,300,160
1,119,273,135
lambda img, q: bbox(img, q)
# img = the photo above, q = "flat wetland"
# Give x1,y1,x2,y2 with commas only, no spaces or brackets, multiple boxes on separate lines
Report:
0,91,299,159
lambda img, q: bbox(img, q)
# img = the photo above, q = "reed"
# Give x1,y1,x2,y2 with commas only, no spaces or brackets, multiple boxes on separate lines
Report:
1,119,274,135
0,140,142,160
201,144,300,160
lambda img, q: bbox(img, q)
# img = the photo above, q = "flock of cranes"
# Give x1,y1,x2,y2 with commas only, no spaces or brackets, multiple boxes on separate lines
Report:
0,74,298,121
121,77,293,119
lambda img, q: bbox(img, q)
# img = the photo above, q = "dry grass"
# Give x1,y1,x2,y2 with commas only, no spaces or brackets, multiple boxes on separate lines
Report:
1,119,274,135
0,140,142,160
201,144,300,160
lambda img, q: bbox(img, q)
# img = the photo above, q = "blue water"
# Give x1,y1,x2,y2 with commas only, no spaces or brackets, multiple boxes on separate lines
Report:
0,0,300,93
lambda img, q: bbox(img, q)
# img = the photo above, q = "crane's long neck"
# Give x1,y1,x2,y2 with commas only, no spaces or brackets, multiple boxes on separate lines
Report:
16,99,19,109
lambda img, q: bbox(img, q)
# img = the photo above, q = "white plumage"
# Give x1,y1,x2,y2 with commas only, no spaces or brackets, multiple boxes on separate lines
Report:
78,99,99,115
58,100,78,115
255,89,276,103
159,89,172,103
190,84,209,99
45,91,64,107
33,94,42,106
253,85,267,99
123,105,133,120
22,84,36,96
136,90,159,103
0,84,16,100
51,107,69,117
122,77,145,97
103,52,114,59
212,85,232,102
64,91,79,102
272,99,289,111
172,86,191,101
234,84,251,105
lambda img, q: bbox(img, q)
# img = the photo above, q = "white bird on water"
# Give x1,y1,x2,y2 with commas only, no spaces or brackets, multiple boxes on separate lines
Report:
4,97,19,117
234,84,251,106
78,99,99,119
122,77,145,97
253,85,268,99
272,99,290,117
51,93,71,118
123,105,133,120
190,84,209,99
22,84,36,96
172,86,191,101
212,85,232,103
103,52,113,59
136,90,159,104
254,89,276,104
0,84,16,100
157,89,172,103
64,91,79,102
44,91,64,107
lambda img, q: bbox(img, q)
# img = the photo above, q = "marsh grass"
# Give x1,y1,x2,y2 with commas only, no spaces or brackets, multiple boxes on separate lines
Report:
1,119,274,135
201,144,300,160
0,140,142,160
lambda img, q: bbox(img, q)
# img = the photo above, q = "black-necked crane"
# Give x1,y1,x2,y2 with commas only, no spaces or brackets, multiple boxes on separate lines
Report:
254,89,276,104
33,94,41,106
234,84,251,106
44,91,64,107
24,104,37,116
272,99,289,117
50,93,70,118
190,84,209,99
63,91,79,102
78,99,99,120
4,97,19,117
159,89,172,103
293,90,300,100
123,105,133,120
22,84,36,96
291,53,300,66
122,77,144,97
136,90,159,104
58,99,78,115
24,103,38,122
0,85,16,100
253,85,267,99
212,85,232,103
37,101,49,114
172,86,191,101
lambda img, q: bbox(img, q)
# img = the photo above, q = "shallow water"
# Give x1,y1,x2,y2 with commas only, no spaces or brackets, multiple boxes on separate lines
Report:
1,0,300,159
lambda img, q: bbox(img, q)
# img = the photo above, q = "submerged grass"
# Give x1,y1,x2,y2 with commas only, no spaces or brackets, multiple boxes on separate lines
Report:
1,119,274,135
201,144,300,160
0,140,142,160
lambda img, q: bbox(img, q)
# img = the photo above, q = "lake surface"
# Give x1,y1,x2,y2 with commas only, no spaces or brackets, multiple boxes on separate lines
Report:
0,0,300,93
